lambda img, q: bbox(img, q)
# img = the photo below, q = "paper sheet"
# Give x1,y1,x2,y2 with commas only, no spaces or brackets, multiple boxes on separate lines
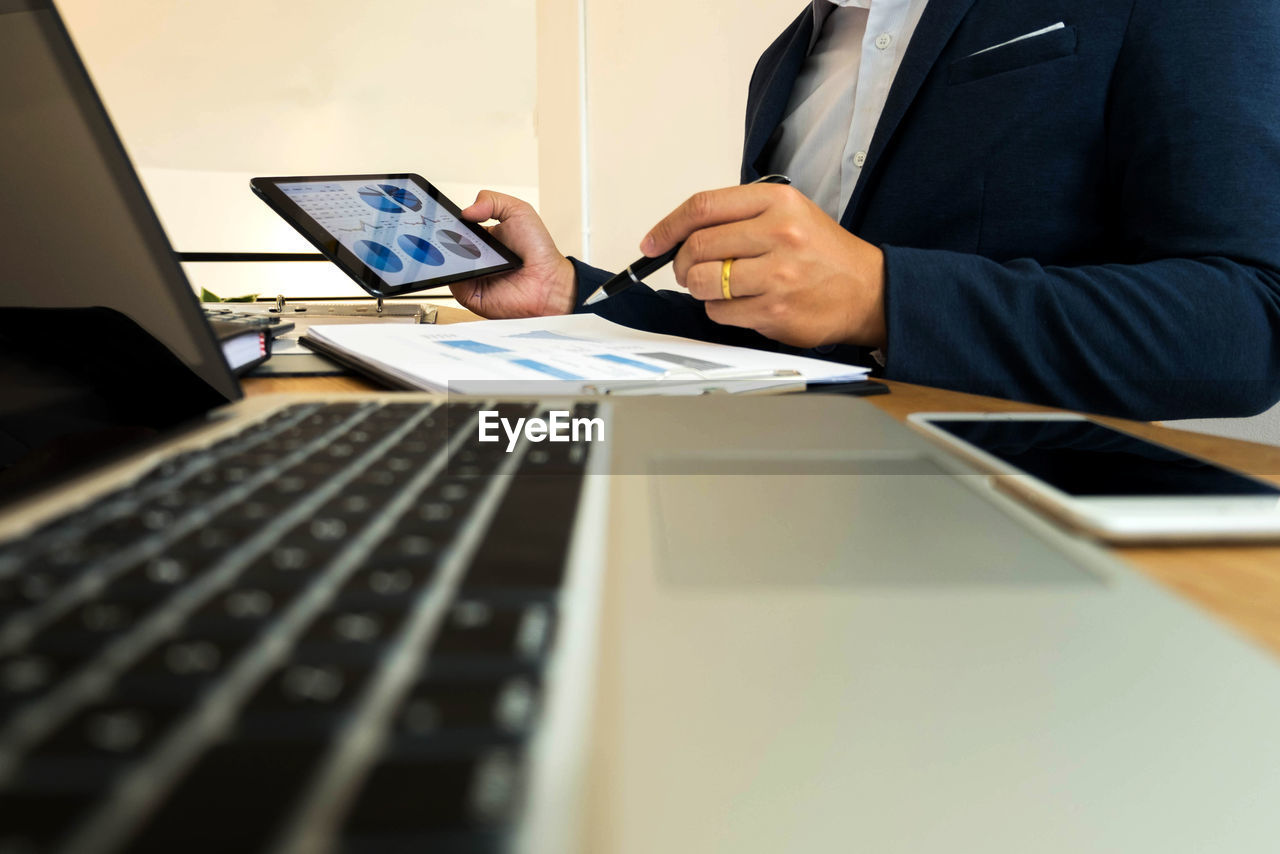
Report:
303,314,870,394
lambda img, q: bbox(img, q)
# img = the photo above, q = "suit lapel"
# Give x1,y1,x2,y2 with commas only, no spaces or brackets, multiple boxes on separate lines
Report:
840,0,979,228
741,6,815,184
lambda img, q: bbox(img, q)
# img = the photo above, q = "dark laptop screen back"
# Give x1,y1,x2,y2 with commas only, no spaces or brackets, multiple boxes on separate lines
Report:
0,0,239,506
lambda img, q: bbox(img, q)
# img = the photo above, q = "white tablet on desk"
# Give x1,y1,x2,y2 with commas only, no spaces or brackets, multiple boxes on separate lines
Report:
910,411,1280,543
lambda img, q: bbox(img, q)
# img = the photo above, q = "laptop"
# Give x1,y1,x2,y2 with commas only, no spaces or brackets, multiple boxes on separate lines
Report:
3,2,1280,852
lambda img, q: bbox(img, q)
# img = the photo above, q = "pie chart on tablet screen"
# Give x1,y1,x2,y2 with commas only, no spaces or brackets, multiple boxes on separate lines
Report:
439,230,482,260
379,184,423,211
355,239,403,273
357,185,402,213
397,234,445,266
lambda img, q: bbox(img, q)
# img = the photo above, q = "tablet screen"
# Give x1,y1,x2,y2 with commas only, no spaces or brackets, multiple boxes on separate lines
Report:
929,418,1280,497
253,174,520,297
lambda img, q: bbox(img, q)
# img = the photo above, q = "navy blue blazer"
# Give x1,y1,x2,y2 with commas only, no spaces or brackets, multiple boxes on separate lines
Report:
572,0,1280,421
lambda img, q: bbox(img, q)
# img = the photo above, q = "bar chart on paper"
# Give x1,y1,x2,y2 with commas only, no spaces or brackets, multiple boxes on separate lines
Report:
301,314,870,394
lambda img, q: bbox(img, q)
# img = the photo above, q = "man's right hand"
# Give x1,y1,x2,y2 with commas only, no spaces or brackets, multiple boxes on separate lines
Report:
450,191,577,318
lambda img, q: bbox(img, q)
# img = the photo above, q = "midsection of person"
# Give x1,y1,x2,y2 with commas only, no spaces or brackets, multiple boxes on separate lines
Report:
447,0,1280,423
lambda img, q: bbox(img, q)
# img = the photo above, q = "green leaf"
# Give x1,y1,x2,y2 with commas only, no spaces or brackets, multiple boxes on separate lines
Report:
200,288,260,303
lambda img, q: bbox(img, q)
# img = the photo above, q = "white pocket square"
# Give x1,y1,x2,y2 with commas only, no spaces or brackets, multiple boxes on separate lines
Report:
968,22,1066,57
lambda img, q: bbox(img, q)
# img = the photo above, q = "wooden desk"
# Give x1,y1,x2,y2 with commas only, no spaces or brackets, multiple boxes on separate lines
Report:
243,306,1280,658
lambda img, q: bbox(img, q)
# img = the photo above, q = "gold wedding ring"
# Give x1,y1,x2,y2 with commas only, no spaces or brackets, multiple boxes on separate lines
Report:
721,258,735,300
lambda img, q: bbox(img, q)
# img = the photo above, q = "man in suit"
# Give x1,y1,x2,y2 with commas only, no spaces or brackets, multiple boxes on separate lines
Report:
451,0,1280,421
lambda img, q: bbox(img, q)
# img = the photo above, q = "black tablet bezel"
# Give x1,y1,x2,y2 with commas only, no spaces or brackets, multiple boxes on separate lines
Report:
250,173,522,298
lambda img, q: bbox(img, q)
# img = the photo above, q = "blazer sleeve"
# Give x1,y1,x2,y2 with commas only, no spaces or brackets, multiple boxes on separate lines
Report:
568,257,793,353
881,0,1280,421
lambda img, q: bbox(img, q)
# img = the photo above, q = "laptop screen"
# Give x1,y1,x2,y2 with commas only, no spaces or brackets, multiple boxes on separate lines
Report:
0,0,240,507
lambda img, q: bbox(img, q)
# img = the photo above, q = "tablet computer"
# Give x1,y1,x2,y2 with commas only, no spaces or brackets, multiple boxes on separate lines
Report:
250,173,521,298
909,412,1280,542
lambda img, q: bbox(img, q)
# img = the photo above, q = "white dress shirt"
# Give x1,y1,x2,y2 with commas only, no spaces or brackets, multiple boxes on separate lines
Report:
770,0,930,221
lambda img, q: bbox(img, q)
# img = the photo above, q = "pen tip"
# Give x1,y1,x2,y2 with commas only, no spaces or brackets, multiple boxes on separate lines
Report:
583,287,607,307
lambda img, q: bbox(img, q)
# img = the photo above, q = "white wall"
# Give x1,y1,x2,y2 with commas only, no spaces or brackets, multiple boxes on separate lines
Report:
58,0,540,298
535,0,588,259
56,0,801,297
54,0,805,293
535,0,807,280
571,0,805,288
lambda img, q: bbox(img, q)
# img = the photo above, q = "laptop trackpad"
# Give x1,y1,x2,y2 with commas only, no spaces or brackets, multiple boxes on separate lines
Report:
649,454,1096,586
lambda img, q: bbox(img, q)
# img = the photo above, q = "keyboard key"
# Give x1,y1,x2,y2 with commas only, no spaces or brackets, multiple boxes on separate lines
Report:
316,492,382,521
1,654,58,698
0,790,97,850
106,556,211,606
431,601,555,664
85,511,168,547
0,570,63,614
294,606,409,665
151,484,215,513
333,565,435,611
394,676,538,741
210,496,277,528
114,633,254,706
348,465,415,493
339,830,510,854
30,599,143,653
364,529,441,570
237,663,374,738
340,747,522,836
183,585,301,640
154,526,243,571
39,537,120,573
458,416,590,599
235,554,325,596
16,700,187,792
124,737,331,852
39,700,183,761
460,476,584,598
253,663,369,709
420,475,483,514
253,527,341,576
0,653,69,722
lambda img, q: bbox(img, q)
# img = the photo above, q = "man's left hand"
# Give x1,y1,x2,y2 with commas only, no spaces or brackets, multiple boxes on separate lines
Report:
642,183,887,349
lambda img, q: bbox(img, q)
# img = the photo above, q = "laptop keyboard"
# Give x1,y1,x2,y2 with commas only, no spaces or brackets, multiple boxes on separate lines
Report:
202,307,289,330
0,399,598,853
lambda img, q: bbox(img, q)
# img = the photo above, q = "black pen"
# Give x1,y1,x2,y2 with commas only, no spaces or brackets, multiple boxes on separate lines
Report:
582,174,792,307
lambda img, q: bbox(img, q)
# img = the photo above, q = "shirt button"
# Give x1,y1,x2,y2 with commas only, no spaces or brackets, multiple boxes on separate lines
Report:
854,150,867,168
875,32,893,50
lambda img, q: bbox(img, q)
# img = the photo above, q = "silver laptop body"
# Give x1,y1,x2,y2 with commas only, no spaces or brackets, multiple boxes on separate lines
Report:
541,398,1280,853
